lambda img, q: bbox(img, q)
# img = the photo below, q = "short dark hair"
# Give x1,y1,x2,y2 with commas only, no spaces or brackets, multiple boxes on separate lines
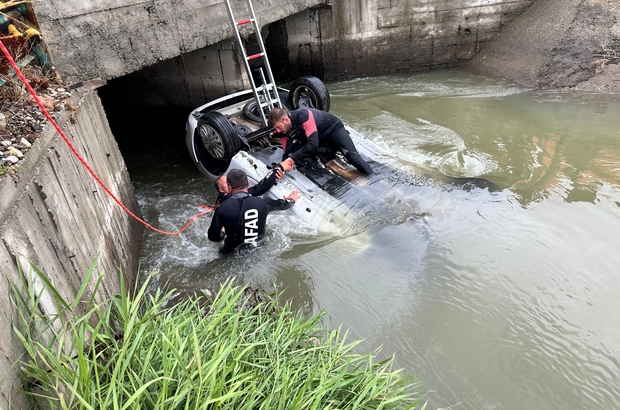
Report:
226,169,248,190
267,107,288,127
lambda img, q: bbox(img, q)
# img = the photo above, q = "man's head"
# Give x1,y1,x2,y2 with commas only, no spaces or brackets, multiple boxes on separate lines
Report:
215,175,229,194
267,107,292,134
226,169,249,192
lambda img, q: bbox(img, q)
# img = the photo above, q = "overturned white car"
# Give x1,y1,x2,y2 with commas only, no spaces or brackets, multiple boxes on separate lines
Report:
186,76,381,232
185,76,494,234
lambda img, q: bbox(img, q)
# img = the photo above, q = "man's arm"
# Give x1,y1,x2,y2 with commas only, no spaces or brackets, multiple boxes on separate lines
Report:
214,192,227,207
207,211,225,242
262,190,301,212
248,164,283,197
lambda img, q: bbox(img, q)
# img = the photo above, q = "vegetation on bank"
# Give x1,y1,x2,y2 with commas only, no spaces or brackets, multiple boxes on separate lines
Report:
0,161,19,175
11,260,428,409
1,13,66,178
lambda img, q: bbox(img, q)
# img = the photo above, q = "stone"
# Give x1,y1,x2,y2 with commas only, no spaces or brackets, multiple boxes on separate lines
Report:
3,155,19,164
0,113,6,130
1,140,12,147
28,94,57,111
19,138,32,148
6,147,23,158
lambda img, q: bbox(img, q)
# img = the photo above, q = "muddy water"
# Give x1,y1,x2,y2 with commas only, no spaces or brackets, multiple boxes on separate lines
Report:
130,68,620,410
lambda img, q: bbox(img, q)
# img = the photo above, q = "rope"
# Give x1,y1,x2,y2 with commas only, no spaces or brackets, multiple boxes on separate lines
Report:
0,39,213,235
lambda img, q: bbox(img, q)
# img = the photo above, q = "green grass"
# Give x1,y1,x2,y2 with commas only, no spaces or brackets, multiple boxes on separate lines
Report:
10,258,428,409
0,161,21,176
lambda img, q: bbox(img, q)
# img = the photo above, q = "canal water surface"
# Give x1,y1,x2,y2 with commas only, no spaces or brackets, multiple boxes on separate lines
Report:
127,68,620,410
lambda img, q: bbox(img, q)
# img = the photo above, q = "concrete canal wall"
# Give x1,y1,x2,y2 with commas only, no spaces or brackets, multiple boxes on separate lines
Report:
31,0,536,107
31,0,326,85
280,0,536,81
29,0,620,101
0,89,142,408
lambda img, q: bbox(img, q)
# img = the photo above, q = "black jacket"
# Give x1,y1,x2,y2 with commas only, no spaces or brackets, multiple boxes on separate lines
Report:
208,192,295,252
283,108,344,160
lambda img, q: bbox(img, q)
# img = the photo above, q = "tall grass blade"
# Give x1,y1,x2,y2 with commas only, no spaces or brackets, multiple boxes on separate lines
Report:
11,263,428,409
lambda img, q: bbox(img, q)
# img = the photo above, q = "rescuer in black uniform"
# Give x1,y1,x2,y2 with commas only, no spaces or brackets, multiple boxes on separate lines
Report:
208,169,300,253
267,107,374,176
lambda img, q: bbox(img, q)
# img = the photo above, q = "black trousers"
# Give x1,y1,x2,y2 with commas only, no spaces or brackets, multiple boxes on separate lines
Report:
324,126,373,176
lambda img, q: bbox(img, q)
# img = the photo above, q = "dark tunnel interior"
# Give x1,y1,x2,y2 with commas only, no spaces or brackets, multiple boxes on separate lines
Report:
97,81,192,173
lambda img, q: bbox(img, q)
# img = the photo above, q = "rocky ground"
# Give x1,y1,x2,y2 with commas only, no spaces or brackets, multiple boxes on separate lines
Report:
469,0,620,93
0,60,72,176
539,0,620,92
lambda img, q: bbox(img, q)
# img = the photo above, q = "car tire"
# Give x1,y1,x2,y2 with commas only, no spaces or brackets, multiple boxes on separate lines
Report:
194,111,241,175
287,76,330,112
242,100,263,123
242,90,292,122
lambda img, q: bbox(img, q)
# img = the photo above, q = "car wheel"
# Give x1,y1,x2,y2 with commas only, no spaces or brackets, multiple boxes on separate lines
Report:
194,111,241,175
287,76,330,112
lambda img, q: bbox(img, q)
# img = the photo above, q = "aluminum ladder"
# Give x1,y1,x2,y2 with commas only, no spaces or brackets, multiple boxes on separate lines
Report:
224,0,282,127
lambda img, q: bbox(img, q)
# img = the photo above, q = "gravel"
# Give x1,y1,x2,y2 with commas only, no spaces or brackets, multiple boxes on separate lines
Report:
0,64,71,176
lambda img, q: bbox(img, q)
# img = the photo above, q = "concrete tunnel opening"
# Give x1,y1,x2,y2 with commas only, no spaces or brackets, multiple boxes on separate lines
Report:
97,17,297,164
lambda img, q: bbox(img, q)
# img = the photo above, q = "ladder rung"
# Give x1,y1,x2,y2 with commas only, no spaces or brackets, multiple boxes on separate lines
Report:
237,19,252,25
259,99,278,106
259,101,279,108
247,52,264,61
254,88,275,96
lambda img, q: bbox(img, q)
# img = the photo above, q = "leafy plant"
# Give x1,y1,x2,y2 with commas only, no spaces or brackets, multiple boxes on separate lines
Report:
10,258,428,409
0,161,21,176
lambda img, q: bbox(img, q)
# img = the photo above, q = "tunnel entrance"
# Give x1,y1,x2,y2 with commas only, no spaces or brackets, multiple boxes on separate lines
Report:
97,76,191,168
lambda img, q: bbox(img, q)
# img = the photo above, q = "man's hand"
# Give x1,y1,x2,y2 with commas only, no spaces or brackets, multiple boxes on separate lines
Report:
280,157,295,171
285,190,301,203
275,168,285,181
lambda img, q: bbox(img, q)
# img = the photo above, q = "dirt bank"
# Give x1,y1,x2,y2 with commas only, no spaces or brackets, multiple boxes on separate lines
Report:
469,0,620,93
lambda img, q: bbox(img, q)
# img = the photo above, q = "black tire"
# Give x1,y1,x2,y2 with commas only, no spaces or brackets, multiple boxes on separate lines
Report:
242,100,263,123
287,76,330,112
242,90,291,122
194,111,241,176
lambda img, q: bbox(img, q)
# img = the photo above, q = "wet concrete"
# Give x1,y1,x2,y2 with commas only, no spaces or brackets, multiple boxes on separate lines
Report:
0,88,142,408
